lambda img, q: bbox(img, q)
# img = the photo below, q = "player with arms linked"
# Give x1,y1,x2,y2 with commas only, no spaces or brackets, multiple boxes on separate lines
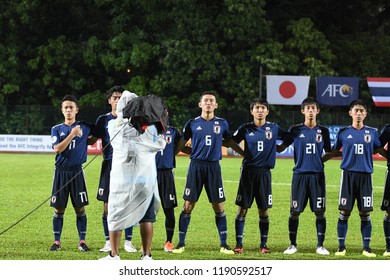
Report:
231,98,285,254
324,99,380,257
279,97,331,255
49,95,96,252
172,91,244,255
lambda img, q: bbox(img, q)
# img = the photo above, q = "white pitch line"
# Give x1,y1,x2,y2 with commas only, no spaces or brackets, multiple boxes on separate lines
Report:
175,177,384,189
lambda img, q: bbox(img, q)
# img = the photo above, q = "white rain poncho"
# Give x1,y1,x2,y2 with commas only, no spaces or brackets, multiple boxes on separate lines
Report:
107,90,166,231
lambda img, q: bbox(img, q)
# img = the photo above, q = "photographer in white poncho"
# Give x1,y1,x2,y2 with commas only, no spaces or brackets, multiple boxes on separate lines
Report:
100,90,166,260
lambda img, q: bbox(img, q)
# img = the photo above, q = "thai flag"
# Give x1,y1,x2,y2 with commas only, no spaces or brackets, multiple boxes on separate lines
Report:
367,77,390,107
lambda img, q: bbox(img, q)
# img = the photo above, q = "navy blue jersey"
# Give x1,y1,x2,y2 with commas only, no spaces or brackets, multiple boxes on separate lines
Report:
182,116,230,161
333,125,380,173
156,126,181,169
95,112,116,160
379,124,390,168
51,121,95,168
284,124,331,173
232,122,284,169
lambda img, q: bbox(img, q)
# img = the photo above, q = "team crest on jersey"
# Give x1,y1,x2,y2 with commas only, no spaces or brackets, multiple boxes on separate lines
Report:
265,130,272,140
316,134,322,143
214,125,221,134
166,135,172,144
364,134,371,143
340,198,347,206
51,136,57,144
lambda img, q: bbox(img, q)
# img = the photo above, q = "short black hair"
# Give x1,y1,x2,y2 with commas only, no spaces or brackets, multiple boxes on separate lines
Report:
250,98,269,111
106,86,124,99
349,99,367,111
301,97,319,110
200,90,217,102
61,95,79,107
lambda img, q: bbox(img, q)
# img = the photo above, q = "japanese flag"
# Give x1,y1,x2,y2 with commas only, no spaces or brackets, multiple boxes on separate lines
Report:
266,75,310,105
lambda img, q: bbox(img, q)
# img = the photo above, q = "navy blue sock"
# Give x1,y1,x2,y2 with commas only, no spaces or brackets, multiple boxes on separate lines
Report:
215,211,228,246
235,216,245,247
360,214,372,249
316,215,326,247
337,214,349,248
76,211,87,241
124,226,133,241
384,215,390,249
53,212,64,242
259,216,269,248
102,215,109,240
178,212,191,245
288,215,299,246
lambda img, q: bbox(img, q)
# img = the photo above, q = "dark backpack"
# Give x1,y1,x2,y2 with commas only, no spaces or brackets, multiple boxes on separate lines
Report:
122,94,168,134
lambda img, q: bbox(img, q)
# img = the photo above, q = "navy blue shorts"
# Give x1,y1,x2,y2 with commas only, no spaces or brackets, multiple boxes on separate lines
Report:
381,170,390,211
290,172,326,213
235,166,272,209
50,166,89,209
157,169,177,209
140,196,156,223
339,170,373,212
183,160,226,203
96,159,111,202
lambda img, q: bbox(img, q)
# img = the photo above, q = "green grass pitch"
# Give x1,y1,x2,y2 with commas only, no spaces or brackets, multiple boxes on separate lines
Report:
0,153,388,260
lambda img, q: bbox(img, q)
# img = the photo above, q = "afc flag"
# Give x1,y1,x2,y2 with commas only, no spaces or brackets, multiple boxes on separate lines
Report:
316,76,359,106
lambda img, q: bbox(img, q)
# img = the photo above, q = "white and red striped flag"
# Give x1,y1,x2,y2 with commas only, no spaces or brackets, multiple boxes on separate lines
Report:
367,77,390,107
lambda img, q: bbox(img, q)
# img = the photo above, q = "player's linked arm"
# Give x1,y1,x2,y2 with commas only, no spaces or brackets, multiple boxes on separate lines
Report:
174,138,190,155
377,147,387,158
322,149,341,163
223,139,244,157
88,135,98,145
276,143,287,153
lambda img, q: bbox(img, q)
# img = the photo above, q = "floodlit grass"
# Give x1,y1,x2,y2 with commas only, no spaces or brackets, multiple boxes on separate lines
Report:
0,153,388,260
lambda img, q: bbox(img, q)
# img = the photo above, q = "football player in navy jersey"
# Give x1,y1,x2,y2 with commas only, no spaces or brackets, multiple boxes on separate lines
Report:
92,86,137,254
49,95,97,252
172,91,244,255
324,99,380,257
231,98,285,254
378,124,390,257
279,97,331,255
155,124,182,252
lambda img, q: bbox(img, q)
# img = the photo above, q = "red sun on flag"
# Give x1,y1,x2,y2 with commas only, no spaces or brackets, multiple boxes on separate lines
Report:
279,81,296,99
